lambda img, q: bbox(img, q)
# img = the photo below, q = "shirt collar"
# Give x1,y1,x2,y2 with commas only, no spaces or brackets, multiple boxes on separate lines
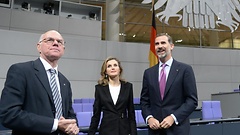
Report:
39,57,58,74
159,57,173,67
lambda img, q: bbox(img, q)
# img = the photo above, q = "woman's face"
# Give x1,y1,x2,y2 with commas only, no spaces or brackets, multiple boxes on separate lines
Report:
106,59,121,78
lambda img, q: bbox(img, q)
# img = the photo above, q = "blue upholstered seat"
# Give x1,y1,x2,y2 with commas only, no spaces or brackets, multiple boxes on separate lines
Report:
135,110,147,128
72,103,83,113
82,103,93,112
202,101,222,120
77,111,92,134
133,98,140,104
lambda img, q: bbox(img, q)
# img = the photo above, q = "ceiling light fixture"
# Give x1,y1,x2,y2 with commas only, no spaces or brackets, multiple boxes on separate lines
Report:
175,39,183,43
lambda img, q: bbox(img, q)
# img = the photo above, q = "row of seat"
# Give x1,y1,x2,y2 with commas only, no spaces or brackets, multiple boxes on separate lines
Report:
74,98,95,104
73,100,223,120
72,103,93,112
72,98,141,113
73,97,141,104
74,100,223,134
72,102,141,113
76,110,146,134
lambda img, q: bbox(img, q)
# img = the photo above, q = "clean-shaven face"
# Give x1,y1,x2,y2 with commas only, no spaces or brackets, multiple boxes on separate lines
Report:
106,60,120,78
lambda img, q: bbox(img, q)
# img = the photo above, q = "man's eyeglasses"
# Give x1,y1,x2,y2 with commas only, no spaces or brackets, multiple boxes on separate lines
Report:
39,37,65,46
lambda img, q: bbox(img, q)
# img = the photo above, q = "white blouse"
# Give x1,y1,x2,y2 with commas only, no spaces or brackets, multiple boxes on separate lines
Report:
109,84,121,105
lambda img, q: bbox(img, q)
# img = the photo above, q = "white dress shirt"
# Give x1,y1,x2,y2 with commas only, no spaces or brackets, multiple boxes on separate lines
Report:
39,57,61,132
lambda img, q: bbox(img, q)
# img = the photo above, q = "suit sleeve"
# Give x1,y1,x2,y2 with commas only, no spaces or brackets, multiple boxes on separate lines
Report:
65,81,77,120
140,70,152,121
88,85,101,135
0,64,54,133
173,65,198,123
127,83,137,135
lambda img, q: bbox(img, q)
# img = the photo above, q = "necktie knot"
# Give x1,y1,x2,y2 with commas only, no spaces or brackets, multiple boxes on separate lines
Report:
49,68,56,74
161,63,167,69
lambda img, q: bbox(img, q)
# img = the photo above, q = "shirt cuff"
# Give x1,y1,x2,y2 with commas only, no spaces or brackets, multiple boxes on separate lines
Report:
171,114,178,125
51,119,58,132
146,115,153,125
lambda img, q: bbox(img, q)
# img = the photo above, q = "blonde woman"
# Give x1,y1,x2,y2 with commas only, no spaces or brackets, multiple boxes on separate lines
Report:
88,57,137,135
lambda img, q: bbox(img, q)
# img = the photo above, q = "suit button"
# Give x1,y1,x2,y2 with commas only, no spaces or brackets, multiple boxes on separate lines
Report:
120,113,124,118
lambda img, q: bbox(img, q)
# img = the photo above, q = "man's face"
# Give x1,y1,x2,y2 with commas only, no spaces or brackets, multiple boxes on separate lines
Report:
37,31,65,62
155,35,174,61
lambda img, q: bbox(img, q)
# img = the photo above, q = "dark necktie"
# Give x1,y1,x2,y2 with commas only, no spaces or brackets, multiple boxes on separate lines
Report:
49,69,62,119
159,64,167,99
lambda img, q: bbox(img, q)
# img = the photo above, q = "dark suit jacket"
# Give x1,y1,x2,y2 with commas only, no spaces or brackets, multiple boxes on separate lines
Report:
140,59,198,135
88,81,137,135
0,58,76,135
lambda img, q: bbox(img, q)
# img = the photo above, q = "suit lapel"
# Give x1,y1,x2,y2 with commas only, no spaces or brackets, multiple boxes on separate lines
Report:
33,58,54,105
151,64,162,101
165,60,180,97
115,82,124,107
102,85,116,107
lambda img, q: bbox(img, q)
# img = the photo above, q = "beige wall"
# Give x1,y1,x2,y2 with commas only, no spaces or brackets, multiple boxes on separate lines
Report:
1,29,240,108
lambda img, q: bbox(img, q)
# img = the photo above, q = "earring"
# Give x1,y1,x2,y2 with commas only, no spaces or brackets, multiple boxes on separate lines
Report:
105,74,108,78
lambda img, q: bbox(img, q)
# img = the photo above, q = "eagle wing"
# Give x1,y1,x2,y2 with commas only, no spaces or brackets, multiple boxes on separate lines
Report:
142,0,240,32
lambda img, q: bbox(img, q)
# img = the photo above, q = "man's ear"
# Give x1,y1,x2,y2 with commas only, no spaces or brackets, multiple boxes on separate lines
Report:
37,43,41,54
170,43,174,51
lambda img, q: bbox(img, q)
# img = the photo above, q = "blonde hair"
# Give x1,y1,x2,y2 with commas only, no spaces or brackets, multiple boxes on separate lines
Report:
98,57,125,86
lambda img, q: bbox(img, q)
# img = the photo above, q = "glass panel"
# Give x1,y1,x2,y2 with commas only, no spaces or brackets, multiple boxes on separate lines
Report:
81,0,240,49
233,32,240,49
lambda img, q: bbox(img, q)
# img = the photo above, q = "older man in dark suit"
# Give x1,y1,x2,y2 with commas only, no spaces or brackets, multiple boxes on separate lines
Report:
140,33,198,135
0,30,79,135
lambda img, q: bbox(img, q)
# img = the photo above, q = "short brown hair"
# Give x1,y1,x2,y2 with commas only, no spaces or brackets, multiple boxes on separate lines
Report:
156,33,173,44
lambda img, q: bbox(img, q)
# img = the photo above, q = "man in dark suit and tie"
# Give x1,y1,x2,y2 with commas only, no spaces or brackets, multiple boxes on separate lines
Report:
140,33,198,135
0,30,79,135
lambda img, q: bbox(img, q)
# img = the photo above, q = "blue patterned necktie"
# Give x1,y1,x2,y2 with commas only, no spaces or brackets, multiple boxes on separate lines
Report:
49,69,62,119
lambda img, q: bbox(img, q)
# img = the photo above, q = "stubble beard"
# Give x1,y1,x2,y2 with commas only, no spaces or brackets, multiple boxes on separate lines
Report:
158,52,167,59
